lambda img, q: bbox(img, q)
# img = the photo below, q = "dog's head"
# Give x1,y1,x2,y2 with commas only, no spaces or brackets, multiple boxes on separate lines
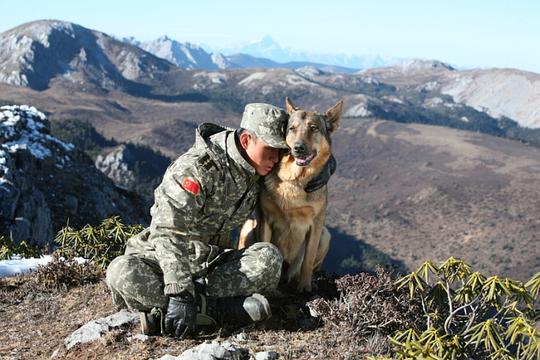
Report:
284,97,342,168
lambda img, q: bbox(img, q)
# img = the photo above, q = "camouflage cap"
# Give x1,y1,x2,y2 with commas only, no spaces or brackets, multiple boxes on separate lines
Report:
240,103,288,149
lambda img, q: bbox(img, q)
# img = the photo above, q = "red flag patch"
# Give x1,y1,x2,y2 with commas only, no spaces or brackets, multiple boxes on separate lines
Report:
181,177,200,195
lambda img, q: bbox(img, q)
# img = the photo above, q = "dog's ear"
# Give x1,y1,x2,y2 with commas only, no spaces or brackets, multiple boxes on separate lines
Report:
285,97,299,114
324,100,343,133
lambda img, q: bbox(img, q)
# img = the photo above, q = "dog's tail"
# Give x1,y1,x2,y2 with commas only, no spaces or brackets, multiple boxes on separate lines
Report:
238,219,257,249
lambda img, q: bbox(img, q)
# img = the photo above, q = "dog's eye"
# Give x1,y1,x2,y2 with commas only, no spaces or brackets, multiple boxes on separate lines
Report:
288,126,296,132
309,125,319,132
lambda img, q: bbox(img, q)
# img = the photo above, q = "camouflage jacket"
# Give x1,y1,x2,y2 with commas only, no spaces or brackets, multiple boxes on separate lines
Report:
125,123,261,296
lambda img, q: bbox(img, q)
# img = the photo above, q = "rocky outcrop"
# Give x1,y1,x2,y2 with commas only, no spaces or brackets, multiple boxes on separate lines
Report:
94,143,170,203
95,144,138,190
0,105,148,249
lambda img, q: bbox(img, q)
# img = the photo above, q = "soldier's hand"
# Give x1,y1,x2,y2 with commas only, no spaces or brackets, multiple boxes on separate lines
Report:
304,154,337,193
164,292,197,338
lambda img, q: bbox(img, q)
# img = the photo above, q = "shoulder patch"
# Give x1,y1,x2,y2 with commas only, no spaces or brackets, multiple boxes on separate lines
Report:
181,177,200,195
197,154,217,171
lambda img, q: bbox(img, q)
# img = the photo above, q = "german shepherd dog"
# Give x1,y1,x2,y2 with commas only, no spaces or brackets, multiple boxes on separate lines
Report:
239,98,343,292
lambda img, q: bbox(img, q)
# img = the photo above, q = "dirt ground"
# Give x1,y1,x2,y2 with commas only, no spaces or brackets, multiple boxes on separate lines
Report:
0,274,376,360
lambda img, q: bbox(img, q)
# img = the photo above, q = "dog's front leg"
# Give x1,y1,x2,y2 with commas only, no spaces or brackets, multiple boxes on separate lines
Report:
297,219,324,293
257,211,273,244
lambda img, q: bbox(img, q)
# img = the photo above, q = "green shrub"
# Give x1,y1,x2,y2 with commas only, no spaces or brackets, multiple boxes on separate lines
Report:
55,216,144,269
390,257,540,359
0,235,41,260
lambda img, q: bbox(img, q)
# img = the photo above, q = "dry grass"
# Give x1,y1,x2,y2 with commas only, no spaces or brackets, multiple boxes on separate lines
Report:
0,267,423,360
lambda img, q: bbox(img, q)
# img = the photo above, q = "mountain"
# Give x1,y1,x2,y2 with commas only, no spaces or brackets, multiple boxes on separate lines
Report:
362,60,540,129
218,35,402,69
126,35,236,70
0,20,175,92
0,105,148,249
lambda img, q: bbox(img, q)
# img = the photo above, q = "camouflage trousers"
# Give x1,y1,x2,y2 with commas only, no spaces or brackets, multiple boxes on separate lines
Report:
105,241,283,312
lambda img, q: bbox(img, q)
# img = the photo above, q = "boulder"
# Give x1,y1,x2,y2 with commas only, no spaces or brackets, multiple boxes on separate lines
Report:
64,310,139,350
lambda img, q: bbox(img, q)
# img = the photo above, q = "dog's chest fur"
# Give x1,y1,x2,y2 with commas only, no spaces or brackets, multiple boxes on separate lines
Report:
259,160,327,265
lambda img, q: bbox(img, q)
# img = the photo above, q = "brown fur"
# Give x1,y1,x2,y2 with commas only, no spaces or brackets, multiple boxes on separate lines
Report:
239,98,343,292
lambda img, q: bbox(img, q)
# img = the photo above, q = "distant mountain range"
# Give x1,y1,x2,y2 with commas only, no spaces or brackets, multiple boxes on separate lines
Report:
214,35,402,69
124,35,360,73
1,19,540,132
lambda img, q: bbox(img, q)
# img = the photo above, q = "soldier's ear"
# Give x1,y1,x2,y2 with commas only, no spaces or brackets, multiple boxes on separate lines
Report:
239,131,252,150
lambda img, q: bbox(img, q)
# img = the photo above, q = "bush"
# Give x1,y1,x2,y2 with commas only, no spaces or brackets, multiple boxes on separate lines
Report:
0,235,41,260
390,257,540,359
32,253,103,291
55,216,144,269
309,268,423,357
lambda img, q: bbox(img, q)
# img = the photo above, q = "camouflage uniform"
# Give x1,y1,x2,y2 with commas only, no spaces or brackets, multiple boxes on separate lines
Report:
106,104,288,312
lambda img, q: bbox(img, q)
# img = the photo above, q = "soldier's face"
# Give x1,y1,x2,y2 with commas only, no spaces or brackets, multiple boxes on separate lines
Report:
244,135,280,176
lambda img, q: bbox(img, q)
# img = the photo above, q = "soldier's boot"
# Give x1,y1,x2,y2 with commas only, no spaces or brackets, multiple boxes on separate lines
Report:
140,307,164,336
205,293,272,327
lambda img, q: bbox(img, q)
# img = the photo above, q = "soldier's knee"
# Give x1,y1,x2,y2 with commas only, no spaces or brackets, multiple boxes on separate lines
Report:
250,242,283,270
106,255,139,289
247,242,283,287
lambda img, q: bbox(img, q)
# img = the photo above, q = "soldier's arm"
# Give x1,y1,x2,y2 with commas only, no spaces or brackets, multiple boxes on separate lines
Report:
149,158,214,297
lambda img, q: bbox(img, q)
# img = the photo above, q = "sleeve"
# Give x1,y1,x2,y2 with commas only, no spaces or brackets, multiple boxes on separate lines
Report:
148,156,215,296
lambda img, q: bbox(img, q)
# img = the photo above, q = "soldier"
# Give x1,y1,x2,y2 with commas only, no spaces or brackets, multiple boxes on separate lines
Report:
106,103,333,338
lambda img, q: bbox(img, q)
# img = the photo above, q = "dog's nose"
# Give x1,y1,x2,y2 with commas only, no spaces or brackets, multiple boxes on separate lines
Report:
293,142,307,154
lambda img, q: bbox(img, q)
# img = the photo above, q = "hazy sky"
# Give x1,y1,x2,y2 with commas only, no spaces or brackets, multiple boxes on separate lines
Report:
1,0,539,72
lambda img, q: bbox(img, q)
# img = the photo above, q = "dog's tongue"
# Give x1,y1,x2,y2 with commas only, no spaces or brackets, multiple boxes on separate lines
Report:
295,153,315,166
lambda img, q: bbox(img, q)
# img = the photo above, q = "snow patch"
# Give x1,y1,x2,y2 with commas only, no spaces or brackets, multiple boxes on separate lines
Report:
345,96,372,117
295,66,324,78
194,72,227,84
0,255,52,277
423,97,444,108
382,96,404,104
238,72,266,86
0,105,74,161
285,74,316,87
0,255,87,278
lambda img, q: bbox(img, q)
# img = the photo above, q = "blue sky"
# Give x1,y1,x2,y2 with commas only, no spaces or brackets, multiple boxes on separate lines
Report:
1,0,539,73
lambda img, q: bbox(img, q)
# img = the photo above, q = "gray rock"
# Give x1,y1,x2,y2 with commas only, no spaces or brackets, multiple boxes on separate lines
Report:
95,144,137,190
255,351,279,360
235,331,249,341
64,310,139,350
131,333,150,342
158,340,249,360
157,356,179,360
